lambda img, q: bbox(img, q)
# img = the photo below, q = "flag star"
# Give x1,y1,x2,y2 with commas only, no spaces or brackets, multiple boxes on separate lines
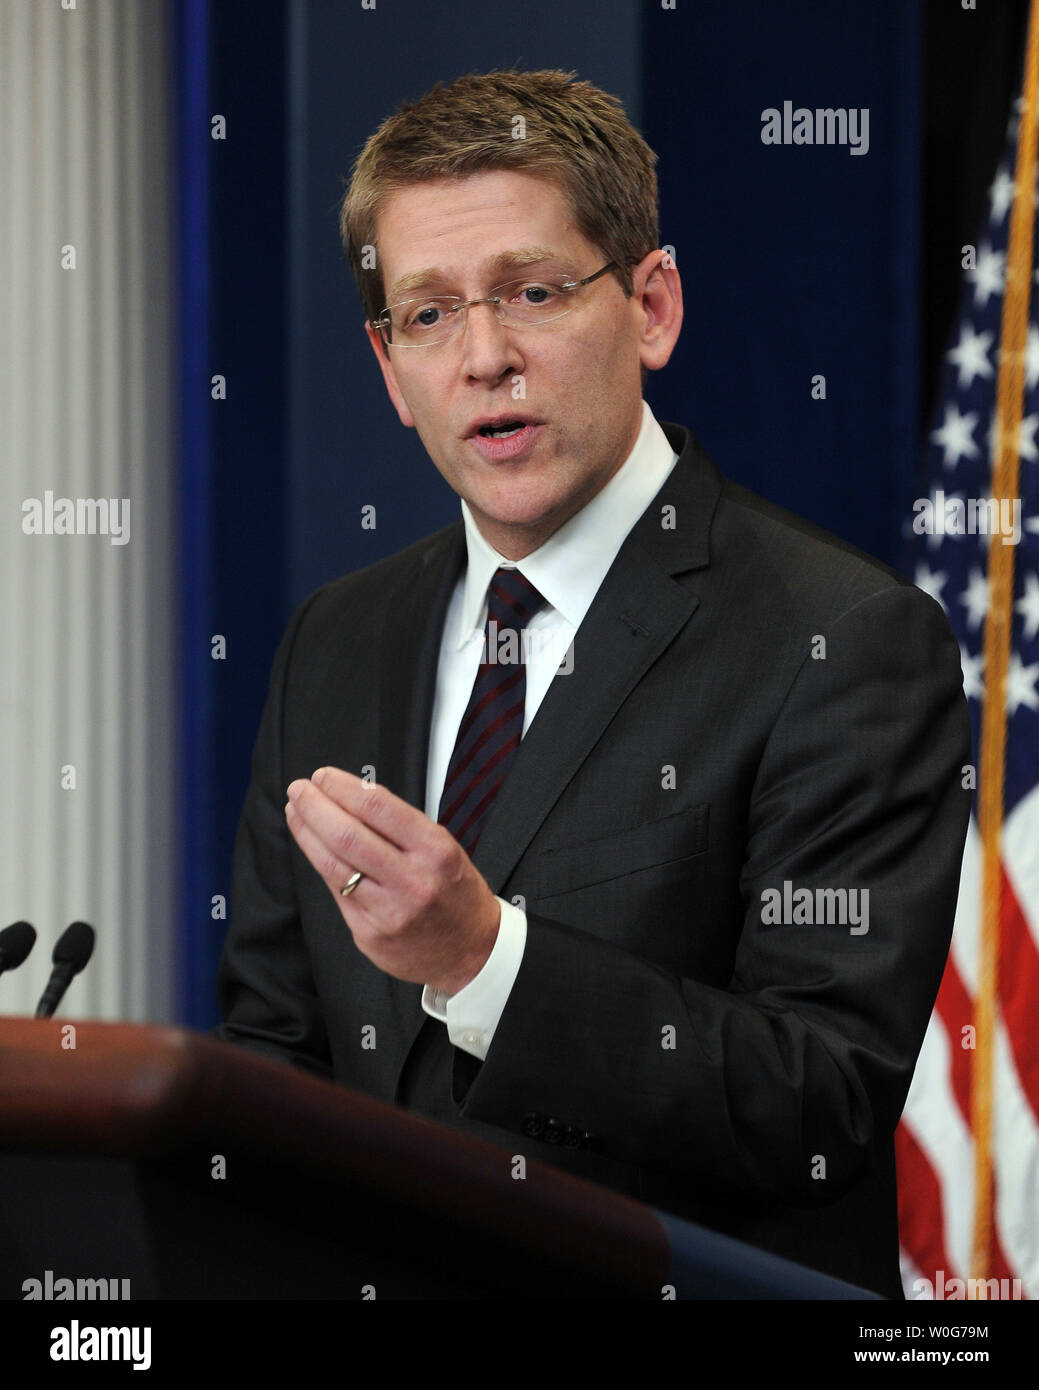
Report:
960,566,990,629
959,645,984,701
1006,652,1039,715
914,562,949,611
931,402,980,469
1026,514,1039,536
1017,571,1039,642
989,166,1016,223
967,242,1006,308
947,324,995,390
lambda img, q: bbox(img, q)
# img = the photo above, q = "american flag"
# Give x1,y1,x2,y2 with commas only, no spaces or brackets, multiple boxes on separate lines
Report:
897,56,1039,1300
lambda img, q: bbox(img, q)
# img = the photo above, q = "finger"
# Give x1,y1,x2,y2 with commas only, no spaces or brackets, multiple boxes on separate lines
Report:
285,780,398,886
284,801,386,928
285,800,359,895
308,767,430,851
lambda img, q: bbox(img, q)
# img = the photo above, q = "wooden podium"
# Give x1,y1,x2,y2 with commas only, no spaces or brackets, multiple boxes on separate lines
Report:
0,1018,669,1299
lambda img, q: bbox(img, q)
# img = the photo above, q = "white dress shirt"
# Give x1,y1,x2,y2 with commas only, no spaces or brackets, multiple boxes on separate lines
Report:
421,400,679,1058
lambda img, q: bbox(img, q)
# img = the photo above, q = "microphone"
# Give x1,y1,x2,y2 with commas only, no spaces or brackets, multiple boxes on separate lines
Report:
0,921,36,976
34,921,95,1019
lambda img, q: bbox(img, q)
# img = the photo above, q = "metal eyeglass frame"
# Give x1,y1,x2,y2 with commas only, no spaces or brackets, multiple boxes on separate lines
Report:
371,261,621,349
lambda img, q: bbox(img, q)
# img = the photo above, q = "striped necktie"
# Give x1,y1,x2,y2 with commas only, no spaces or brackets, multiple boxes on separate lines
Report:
437,566,546,855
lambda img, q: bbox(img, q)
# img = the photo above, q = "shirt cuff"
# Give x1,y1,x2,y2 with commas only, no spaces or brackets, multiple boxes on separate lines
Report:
420,896,527,1061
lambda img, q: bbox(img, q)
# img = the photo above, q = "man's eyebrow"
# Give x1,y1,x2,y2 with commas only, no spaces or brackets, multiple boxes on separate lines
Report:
385,247,566,303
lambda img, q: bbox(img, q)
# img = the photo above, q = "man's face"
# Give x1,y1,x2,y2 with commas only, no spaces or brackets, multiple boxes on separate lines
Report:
366,170,681,559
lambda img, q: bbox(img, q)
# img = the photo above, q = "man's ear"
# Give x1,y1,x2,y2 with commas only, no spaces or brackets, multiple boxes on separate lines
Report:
633,250,683,374
364,321,416,428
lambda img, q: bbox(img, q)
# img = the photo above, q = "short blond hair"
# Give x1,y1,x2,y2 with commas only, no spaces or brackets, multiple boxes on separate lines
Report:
339,69,659,323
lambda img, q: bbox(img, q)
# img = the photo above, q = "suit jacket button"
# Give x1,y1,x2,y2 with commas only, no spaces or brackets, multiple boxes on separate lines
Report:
522,1113,545,1139
563,1125,583,1148
543,1118,564,1145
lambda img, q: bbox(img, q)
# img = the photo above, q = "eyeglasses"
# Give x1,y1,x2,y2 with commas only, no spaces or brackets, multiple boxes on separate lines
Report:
371,261,620,348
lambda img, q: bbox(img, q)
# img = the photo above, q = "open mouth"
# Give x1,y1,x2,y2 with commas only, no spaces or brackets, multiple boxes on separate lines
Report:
478,420,527,438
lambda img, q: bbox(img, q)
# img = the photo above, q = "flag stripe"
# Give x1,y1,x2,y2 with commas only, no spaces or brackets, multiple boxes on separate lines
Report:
992,1019,1039,1293
998,864,1039,1125
933,954,974,1123
900,1012,975,1279
896,1122,956,1286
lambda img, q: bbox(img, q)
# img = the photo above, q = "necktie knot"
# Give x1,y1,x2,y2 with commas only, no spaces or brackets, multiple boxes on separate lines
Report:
487,566,545,633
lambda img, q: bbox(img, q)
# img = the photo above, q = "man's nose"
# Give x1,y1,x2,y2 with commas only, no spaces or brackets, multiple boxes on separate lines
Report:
458,302,523,381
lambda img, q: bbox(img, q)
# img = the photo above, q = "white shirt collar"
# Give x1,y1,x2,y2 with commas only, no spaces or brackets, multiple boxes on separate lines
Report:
454,400,679,646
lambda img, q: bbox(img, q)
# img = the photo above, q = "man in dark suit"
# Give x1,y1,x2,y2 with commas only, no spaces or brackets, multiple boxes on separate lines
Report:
217,70,971,1298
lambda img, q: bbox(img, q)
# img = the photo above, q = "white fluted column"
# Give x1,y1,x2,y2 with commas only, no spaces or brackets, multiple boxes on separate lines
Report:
0,0,177,1021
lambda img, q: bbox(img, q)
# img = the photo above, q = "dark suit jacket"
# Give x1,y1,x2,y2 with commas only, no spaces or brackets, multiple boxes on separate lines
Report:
217,421,971,1298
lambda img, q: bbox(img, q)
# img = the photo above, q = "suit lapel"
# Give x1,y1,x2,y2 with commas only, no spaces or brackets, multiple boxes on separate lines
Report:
375,524,466,810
